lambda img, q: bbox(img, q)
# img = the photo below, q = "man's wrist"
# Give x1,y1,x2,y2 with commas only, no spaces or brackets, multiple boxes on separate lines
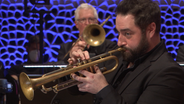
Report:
96,84,112,99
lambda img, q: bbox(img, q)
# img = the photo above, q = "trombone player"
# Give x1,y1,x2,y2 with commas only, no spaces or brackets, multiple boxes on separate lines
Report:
57,3,119,104
58,3,119,64
70,0,184,104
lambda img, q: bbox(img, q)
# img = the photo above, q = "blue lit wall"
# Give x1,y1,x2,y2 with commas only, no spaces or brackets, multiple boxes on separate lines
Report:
0,0,184,69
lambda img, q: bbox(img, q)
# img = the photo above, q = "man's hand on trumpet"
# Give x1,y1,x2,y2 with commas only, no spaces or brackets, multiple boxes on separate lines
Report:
68,40,89,64
68,48,109,94
71,66,109,94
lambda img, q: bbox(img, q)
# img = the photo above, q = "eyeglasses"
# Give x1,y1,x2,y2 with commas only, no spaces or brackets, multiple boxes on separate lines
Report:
77,17,97,24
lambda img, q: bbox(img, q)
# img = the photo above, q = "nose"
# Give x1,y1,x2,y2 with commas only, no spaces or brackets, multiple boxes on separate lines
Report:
117,34,127,47
85,19,90,25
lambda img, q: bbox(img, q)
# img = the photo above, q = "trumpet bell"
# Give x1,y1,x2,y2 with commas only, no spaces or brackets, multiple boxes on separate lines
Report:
83,24,105,46
19,72,34,101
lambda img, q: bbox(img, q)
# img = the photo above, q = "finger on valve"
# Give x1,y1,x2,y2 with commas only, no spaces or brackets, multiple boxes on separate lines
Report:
68,58,75,65
67,58,72,65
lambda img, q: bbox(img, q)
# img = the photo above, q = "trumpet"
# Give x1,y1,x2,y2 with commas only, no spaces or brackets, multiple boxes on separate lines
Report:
19,16,125,101
19,48,125,101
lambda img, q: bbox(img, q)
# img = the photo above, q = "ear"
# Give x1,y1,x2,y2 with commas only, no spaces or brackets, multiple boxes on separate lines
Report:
74,21,79,29
147,22,156,39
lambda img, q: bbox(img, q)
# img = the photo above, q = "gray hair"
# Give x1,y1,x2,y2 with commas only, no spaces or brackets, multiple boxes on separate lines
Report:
74,3,98,21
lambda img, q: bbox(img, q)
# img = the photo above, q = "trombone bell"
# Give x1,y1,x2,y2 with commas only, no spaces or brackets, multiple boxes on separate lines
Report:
83,24,105,46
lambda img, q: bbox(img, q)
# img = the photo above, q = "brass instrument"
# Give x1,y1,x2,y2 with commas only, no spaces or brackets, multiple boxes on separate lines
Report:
82,15,111,46
19,15,125,101
62,15,111,60
19,48,125,101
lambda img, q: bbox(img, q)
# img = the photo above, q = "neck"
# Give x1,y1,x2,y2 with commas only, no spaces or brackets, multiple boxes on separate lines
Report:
147,34,160,52
127,62,133,68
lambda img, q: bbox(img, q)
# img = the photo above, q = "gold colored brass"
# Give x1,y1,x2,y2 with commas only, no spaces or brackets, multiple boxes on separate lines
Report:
19,73,34,101
62,16,111,60
19,47,125,101
82,15,111,46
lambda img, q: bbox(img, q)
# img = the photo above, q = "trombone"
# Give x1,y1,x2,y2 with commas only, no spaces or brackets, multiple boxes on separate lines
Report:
19,16,125,101
62,15,111,60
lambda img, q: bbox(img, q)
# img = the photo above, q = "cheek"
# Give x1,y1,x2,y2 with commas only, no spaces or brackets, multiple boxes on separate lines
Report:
126,40,139,50
78,25,85,31
129,38,142,50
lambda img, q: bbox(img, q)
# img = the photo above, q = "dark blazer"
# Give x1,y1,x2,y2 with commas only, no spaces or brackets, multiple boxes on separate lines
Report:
176,45,184,62
96,41,184,104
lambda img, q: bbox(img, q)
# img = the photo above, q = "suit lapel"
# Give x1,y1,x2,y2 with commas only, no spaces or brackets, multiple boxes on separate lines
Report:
117,40,166,94
117,61,151,94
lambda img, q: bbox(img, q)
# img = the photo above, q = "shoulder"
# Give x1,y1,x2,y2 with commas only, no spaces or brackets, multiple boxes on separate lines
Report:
103,39,117,45
149,52,183,76
178,45,184,49
100,39,118,49
59,42,74,52
60,42,73,47
178,45,184,52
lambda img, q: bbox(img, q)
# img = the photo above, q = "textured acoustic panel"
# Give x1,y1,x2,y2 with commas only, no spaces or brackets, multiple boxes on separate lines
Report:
0,0,184,69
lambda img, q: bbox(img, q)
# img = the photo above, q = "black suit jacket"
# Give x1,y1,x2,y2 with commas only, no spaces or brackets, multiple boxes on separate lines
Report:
176,45,184,62
95,41,184,104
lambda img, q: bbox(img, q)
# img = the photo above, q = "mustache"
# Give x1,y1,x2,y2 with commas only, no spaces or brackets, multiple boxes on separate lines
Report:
119,46,130,51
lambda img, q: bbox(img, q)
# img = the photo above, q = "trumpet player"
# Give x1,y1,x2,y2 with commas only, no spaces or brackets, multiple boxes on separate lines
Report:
70,0,184,104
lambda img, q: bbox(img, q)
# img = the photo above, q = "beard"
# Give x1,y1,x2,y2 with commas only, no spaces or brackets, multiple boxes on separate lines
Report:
122,34,149,63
